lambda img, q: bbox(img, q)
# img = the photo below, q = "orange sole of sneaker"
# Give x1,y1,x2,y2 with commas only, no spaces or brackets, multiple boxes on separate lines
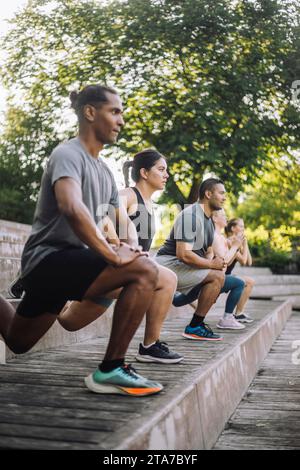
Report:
182,333,223,341
120,386,163,396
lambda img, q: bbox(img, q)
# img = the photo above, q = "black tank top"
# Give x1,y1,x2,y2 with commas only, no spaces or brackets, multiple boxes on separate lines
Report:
226,259,237,275
129,187,156,252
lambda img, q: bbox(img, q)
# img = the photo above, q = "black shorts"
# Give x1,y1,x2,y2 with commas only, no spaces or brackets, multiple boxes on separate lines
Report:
17,248,108,318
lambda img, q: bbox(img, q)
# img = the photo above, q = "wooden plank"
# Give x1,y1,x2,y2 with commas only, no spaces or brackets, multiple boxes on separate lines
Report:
0,422,114,445
215,435,299,450
0,387,157,413
237,402,300,412
0,435,103,450
0,409,120,431
223,421,300,439
214,312,300,450
0,403,132,422
232,409,300,421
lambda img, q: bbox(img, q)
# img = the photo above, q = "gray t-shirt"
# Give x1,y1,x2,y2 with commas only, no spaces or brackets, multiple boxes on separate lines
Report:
21,137,119,278
157,203,215,258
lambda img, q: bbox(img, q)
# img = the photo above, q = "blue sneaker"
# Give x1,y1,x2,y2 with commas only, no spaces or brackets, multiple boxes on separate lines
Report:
182,324,223,341
84,364,163,396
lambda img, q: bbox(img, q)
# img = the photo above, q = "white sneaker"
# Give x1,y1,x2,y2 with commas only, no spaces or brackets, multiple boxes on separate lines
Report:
217,315,246,330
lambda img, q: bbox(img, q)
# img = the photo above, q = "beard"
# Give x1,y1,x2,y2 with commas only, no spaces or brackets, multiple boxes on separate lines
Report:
94,128,116,145
210,202,223,211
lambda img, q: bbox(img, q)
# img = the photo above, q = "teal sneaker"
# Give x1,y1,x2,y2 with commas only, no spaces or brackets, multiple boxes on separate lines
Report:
84,364,163,396
182,323,223,341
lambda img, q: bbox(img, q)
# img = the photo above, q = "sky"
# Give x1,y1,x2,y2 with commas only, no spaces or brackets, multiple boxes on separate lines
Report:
0,0,129,188
0,1,28,108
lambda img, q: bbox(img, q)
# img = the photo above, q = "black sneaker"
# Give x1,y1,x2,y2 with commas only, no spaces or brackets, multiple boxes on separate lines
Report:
136,340,183,364
235,313,254,324
8,278,24,299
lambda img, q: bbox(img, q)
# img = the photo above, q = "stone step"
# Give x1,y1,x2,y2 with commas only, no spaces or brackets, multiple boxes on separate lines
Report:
0,298,292,449
0,219,30,258
249,275,300,285
0,258,21,295
271,295,300,310
234,267,272,276
0,219,30,294
248,275,300,300
252,284,300,298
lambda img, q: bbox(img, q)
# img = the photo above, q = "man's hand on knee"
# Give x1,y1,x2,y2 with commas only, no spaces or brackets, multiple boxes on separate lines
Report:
113,242,148,267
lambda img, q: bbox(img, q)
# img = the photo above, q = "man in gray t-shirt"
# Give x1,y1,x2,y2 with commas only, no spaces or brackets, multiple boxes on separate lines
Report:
156,178,227,341
157,202,215,259
0,84,163,397
21,136,120,278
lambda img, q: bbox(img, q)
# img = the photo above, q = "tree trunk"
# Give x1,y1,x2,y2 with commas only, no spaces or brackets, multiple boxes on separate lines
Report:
187,175,202,204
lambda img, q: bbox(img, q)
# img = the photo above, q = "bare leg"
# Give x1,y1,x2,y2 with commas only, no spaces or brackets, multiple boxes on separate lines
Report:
1,257,158,358
57,288,121,331
0,295,15,339
58,266,177,345
235,276,255,314
143,266,177,346
89,259,158,361
0,295,57,354
194,271,225,316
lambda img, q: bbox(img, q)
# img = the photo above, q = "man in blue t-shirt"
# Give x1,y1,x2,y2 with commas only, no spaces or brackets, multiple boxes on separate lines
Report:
156,178,227,341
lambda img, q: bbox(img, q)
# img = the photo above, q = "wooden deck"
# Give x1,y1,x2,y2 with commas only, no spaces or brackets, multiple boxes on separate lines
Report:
214,310,300,450
0,299,292,450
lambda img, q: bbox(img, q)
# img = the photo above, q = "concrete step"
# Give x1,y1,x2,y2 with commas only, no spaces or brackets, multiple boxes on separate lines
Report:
234,267,272,276
0,298,292,449
252,283,300,298
272,295,300,310
0,219,30,258
0,219,30,295
249,275,300,285
248,275,300,299
0,257,21,295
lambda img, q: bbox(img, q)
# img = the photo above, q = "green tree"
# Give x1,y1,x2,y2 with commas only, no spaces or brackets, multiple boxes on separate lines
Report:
0,0,299,222
234,156,300,272
236,156,300,230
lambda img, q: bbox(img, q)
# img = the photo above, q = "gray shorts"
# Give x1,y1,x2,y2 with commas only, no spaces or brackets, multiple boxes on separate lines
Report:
155,255,209,295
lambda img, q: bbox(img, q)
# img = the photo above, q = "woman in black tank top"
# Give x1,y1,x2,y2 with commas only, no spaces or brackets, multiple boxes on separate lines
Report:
118,149,183,364
128,187,155,252
121,149,168,252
